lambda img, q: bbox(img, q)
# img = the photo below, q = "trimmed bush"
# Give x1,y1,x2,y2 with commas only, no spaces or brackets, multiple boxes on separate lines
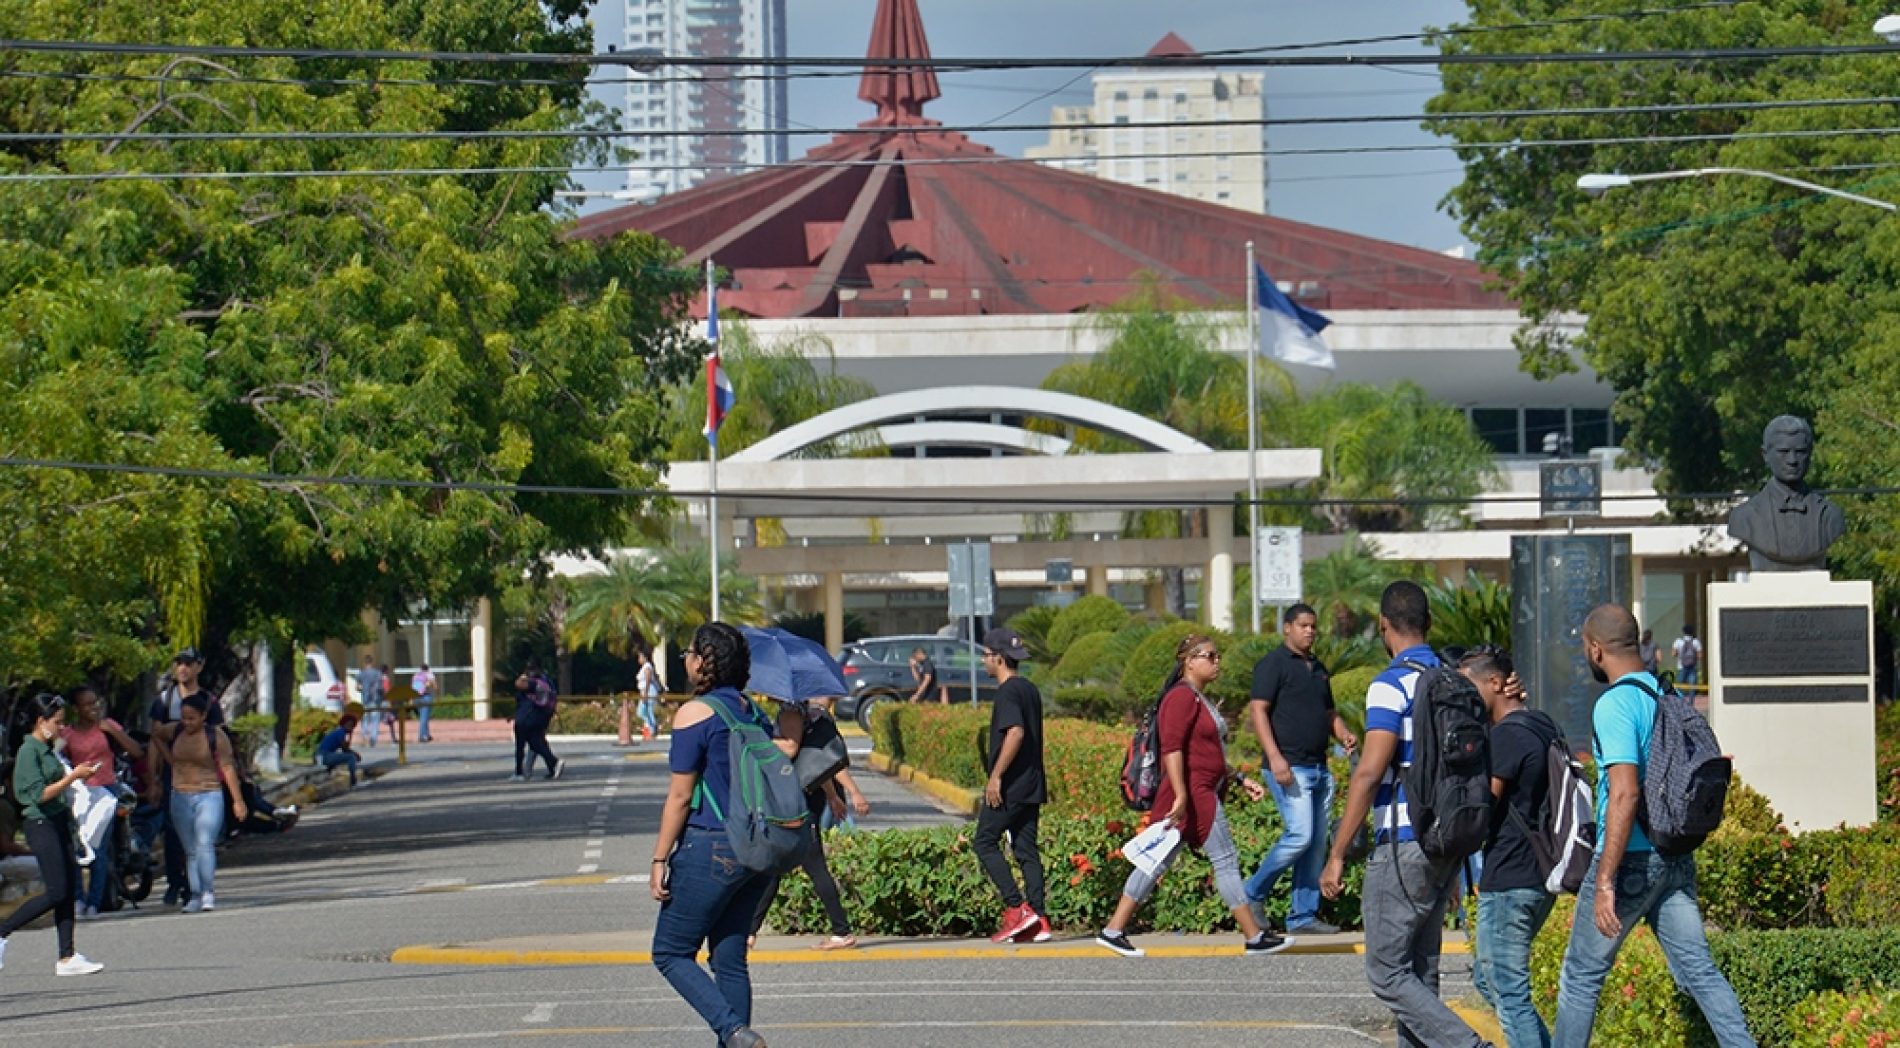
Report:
288,707,335,761
1529,896,1697,1046
1119,622,1224,708
1047,595,1131,659
1051,684,1140,724
1051,629,1122,687
1879,702,1899,826
1007,604,1063,665
1784,990,1900,1047
1205,632,1280,713
1329,665,1379,739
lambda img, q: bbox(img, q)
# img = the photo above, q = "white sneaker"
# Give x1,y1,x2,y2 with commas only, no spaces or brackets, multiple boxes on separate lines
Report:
182,897,204,914
199,892,215,911
55,954,104,976
1,935,9,969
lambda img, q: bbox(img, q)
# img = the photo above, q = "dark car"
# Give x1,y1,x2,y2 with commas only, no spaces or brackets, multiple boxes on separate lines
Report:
838,634,1000,731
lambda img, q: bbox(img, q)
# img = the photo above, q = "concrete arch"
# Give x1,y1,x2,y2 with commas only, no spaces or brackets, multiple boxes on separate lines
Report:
874,421,1075,457
730,385,1210,463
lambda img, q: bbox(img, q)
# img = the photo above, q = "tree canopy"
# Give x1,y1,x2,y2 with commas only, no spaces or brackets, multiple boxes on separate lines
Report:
0,0,701,690
1429,1,1900,599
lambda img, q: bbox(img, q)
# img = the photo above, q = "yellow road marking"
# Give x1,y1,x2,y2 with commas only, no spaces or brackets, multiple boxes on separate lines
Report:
391,939,1465,966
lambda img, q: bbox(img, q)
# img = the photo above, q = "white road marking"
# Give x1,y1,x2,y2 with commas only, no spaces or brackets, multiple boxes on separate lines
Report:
581,849,601,860
521,1003,555,1024
585,839,603,848
575,864,599,874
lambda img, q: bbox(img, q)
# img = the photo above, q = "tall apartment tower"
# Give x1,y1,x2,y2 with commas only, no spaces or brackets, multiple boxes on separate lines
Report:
1026,32,1268,214
596,0,789,199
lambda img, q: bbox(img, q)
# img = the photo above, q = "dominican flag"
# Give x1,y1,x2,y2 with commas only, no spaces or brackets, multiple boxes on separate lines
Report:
1255,264,1336,371
703,289,734,446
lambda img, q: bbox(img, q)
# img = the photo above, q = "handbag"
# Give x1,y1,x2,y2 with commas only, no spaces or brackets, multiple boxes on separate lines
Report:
793,709,850,792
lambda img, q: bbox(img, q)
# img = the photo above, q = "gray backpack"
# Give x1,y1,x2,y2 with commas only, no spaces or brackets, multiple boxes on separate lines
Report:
1620,678,1730,855
693,694,812,875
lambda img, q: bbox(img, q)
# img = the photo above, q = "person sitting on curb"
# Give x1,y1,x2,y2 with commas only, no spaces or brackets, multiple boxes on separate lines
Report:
316,715,361,786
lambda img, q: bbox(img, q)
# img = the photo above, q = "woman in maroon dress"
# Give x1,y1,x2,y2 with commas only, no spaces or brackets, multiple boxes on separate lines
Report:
1096,633,1290,958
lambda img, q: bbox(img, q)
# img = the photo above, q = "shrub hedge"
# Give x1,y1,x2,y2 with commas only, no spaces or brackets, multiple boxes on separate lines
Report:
1785,990,1900,1047
1046,595,1131,659
1118,621,1213,706
1051,629,1121,687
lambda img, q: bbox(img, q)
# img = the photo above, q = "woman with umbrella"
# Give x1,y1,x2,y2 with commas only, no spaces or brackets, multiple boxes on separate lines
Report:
743,629,870,952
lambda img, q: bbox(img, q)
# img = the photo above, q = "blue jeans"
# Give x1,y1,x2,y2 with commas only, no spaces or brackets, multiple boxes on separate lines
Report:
416,700,433,740
169,790,225,898
1477,887,1556,1048
638,696,659,734
1244,763,1333,927
1555,851,1754,1048
1679,667,1700,687
82,830,113,910
320,749,360,785
653,827,772,1043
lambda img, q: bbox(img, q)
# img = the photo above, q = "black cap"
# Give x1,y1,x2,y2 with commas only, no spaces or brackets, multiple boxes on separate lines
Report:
981,628,1030,661
173,647,203,664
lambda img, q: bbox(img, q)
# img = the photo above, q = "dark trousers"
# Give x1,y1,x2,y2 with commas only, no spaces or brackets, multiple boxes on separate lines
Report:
973,800,1044,912
752,793,852,938
513,709,558,776
652,826,772,1042
1,816,79,958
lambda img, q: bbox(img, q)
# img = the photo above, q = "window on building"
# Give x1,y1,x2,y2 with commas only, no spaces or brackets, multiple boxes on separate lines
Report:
1143,88,1159,100
1471,408,1521,455
1217,191,1231,200
1113,90,1128,101
1572,408,1613,451
1114,115,1129,125
1175,90,1188,104
1525,408,1569,456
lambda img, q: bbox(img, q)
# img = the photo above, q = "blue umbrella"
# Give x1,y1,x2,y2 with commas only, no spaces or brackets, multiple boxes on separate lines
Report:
768,629,849,703
737,627,795,702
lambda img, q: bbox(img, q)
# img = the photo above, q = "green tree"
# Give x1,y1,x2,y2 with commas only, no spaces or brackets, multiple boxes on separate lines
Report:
564,556,689,659
0,0,699,700
666,324,878,462
1281,383,1501,533
1427,1,1900,610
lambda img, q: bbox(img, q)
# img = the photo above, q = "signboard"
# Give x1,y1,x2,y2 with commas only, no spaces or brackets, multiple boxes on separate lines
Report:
1718,606,1871,678
947,541,995,618
1045,558,1074,585
1540,459,1603,518
1510,534,1633,748
1255,527,1304,605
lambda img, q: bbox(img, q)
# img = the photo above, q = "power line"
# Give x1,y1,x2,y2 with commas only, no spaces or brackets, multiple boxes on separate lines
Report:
2,454,1865,512
19,95,1900,146
17,125,1900,185
7,36,1900,71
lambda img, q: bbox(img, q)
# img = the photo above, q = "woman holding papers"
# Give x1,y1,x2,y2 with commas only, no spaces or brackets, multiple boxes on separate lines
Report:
1097,634,1292,959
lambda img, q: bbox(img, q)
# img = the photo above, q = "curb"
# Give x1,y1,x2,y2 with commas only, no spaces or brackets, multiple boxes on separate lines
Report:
862,752,980,816
392,938,1469,967
1450,1001,1507,1044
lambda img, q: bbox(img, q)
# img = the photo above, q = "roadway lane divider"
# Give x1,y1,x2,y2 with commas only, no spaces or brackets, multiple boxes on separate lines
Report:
578,772,621,875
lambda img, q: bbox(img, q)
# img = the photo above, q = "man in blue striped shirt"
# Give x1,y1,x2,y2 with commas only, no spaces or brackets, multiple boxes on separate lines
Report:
1324,581,1490,1048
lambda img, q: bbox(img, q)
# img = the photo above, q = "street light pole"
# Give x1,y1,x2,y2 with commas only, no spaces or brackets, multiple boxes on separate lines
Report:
1577,168,1898,212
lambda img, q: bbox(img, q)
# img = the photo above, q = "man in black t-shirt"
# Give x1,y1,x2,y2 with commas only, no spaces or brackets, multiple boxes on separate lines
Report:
974,627,1048,944
1244,604,1357,935
908,648,944,704
1461,646,1559,1048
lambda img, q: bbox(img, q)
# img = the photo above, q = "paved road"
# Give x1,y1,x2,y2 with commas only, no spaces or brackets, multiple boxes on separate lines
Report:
0,738,1463,1046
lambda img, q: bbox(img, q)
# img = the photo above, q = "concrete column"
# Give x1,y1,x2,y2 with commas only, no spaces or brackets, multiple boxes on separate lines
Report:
1206,505,1235,631
1629,555,1648,630
471,597,493,721
824,571,846,653
1088,565,1110,598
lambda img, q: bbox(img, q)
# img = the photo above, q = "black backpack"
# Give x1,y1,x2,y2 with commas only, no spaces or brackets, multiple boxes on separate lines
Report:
1398,659,1492,861
1619,678,1730,855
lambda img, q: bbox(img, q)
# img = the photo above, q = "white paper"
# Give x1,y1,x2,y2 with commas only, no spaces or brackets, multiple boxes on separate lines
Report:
1123,821,1183,877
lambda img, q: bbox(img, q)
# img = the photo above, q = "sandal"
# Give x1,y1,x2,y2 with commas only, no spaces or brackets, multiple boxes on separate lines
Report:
813,935,858,951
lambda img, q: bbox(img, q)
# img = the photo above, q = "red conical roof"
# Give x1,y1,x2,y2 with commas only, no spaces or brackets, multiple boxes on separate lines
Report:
858,0,940,127
1146,32,1197,59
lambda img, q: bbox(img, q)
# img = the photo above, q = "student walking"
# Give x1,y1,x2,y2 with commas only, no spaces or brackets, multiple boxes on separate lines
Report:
61,685,144,920
1553,606,1753,1048
1097,633,1286,958
1244,603,1358,936
510,664,564,782
0,693,106,976
636,649,662,741
410,664,437,742
149,648,219,907
973,628,1050,944
152,694,247,913
650,623,774,1048
750,699,872,951
316,715,362,785
1323,581,1493,1048
357,657,387,747
1463,646,1560,1048
1671,624,1703,688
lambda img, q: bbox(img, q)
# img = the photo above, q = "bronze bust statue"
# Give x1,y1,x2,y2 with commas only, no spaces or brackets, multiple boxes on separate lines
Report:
1725,415,1845,572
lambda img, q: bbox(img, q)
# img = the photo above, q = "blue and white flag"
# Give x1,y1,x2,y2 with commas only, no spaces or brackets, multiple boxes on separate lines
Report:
1255,264,1335,371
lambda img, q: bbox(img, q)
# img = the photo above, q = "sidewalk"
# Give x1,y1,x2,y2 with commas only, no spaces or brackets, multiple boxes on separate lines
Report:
392,927,1470,966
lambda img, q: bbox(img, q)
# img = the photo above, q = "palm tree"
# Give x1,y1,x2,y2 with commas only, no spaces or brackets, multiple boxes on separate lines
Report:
565,546,766,660
1303,536,1419,639
1284,382,1501,533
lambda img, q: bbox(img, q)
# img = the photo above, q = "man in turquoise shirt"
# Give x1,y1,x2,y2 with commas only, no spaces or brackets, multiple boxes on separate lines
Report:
1553,605,1754,1048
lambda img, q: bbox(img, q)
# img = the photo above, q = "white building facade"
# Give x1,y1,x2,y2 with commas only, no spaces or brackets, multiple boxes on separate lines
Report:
593,0,789,198
1026,35,1269,214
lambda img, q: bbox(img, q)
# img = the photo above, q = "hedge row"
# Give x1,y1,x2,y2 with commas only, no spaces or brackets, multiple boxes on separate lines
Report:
1526,896,1900,1047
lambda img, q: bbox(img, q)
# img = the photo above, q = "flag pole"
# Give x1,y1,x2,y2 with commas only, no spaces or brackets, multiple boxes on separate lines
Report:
706,256,721,624
1245,241,1261,636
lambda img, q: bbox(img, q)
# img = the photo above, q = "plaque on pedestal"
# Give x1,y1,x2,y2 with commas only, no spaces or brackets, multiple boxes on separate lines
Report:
1707,574,1876,831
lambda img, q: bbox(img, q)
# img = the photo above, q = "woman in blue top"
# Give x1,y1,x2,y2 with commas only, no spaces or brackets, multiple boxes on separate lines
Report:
650,623,772,1048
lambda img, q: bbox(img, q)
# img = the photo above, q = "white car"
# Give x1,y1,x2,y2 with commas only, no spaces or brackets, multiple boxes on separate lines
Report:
300,649,348,713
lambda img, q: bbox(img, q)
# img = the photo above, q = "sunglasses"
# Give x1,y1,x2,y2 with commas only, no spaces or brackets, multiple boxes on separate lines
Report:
1190,650,1221,663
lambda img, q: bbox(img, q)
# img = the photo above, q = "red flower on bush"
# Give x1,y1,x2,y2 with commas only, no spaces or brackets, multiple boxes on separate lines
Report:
1105,820,1126,836
1620,982,1637,1002
1069,853,1096,875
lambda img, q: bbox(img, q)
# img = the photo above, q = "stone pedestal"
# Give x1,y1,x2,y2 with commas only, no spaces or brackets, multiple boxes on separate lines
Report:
1707,573,1876,831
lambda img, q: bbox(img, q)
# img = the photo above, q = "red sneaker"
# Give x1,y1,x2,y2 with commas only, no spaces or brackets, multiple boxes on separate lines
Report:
1015,913,1053,943
990,904,1037,943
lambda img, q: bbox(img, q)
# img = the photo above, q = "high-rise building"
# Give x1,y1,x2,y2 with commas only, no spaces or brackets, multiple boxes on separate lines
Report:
593,0,789,199
1025,32,1268,214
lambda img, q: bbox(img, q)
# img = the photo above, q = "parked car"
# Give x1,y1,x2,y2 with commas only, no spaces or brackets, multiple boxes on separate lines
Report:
300,649,348,713
838,634,1000,731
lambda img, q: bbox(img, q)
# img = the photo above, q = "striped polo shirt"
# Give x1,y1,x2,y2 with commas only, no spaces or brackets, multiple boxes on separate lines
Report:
1364,645,1439,844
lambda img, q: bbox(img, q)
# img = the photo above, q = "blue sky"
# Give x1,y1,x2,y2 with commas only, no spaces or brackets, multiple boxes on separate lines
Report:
785,0,1472,251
